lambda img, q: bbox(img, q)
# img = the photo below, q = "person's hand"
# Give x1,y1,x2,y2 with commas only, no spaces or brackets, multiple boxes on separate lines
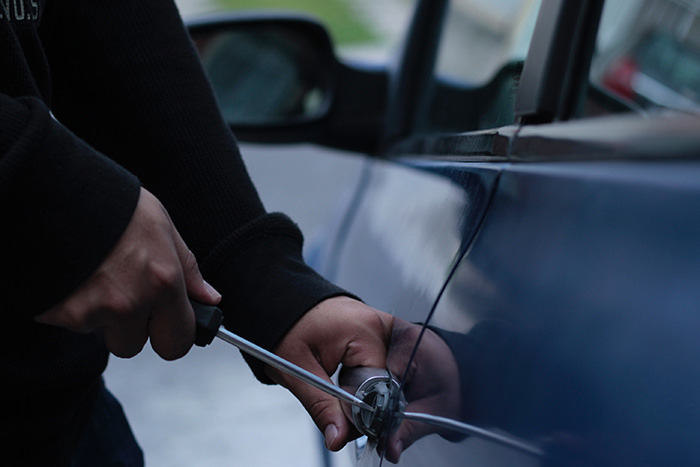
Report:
266,296,393,452
35,188,221,360
384,318,461,463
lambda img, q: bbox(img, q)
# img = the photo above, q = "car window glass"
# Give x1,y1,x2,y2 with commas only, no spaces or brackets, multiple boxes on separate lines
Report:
418,0,542,134
176,0,416,62
588,0,700,116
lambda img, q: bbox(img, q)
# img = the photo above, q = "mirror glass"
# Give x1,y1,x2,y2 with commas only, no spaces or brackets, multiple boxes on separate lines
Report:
193,24,332,126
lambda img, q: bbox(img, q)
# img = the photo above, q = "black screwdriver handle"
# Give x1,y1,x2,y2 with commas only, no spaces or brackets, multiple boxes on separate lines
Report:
191,301,223,347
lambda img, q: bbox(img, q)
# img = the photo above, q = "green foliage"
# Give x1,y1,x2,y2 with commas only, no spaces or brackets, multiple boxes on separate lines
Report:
214,0,377,45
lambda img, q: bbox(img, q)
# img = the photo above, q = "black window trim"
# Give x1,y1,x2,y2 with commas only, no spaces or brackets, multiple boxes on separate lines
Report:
514,0,605,123
386,0,613,162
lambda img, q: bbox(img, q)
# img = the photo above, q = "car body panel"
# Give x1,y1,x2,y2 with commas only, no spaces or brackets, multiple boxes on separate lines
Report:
320,113,700,465
425,160,700,464
327,159,503,325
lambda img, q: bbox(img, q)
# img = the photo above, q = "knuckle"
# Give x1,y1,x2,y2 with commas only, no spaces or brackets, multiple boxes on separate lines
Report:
150,263,182,292
105,291,134,317
307,397,335,423
181,251,202,281
94,284,137,323
181,248,198,270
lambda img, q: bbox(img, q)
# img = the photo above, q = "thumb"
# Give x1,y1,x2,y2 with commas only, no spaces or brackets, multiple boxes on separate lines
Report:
270,362,358,451
172,228,221,305
385,418,434,463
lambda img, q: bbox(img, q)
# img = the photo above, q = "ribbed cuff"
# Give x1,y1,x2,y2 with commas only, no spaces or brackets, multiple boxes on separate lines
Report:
200,213,356,383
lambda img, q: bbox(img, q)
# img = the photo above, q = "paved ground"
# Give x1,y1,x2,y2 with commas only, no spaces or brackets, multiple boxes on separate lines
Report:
105,340,324,467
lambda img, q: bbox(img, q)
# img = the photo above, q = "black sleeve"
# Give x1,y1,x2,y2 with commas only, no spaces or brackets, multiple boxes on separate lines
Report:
41,0,350,381
0,95,140,316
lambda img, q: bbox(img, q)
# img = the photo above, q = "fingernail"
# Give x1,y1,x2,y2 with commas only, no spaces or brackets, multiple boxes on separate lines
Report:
203,280,221,300
324,424,339,450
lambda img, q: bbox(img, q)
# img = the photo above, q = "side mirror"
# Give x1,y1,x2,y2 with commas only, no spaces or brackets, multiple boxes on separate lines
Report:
189,14,337,127
187,13,388,153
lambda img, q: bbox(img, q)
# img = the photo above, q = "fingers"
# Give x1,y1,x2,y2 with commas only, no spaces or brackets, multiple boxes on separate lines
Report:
145,226,221,360
275,361,359,451
173,226,221,306
146,273,195,361
386,421,426,464
385,404,439,463
270,297,393,450
382,322,462,463
102,304,150,358
35,188,220,361
38,281,152,358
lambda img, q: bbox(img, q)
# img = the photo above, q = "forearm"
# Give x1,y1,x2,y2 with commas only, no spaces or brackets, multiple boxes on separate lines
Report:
44,0,264,258
43,0,350,358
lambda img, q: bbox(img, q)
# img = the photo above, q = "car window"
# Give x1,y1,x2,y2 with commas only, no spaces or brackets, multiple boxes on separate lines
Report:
417,0,542,134
176,0,416,62
589,0,700,115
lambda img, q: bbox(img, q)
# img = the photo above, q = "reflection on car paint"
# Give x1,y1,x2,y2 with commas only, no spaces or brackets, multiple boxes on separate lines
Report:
426,162,700,465
340,332,535,457
333,160,501,323
329,160,502,464
344,160,700,466
363,166,467,299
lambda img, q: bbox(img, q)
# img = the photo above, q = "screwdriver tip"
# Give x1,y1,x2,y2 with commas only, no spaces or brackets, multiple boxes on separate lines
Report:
359,400,375,412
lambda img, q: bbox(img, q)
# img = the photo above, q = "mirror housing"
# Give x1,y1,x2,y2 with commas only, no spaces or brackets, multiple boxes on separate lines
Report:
187,13,388,153
190,13,335,127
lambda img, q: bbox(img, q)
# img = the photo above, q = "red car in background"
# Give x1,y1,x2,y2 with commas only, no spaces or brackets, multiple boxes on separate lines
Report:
602,30,700,112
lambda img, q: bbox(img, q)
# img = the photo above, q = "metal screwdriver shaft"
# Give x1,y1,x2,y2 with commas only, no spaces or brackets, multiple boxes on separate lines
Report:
395,412,543,457
192,301,373,413
215,326,374,412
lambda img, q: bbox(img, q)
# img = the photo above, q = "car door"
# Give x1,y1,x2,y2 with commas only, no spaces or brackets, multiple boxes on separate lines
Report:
188,0,700,465
316,0,544,465
319,0,700,466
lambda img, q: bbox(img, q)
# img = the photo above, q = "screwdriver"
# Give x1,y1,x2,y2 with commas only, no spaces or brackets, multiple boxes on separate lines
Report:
193,302,543,456
191,301,374,413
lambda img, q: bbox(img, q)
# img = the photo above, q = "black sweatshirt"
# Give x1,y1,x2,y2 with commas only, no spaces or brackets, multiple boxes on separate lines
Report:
0,0,347,462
